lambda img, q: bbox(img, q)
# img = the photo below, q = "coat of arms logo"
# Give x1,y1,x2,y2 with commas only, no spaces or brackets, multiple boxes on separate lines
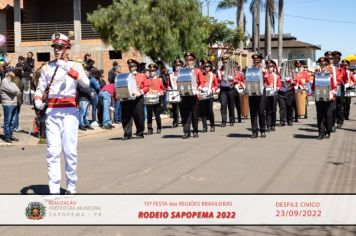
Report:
25,202,46,220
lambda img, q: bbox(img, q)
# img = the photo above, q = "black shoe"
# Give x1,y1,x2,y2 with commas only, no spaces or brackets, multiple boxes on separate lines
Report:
137,135,144,139
147,129,153,135
172,123,178,128
271,126,276,131
122,136,131,140
332,126,336,132
317,135,324,140
266,127,271,132
221,122,226,127
10,137,19,142
295,119,298,123
79,126,87,131
287,122,293,126
3,138,12,143
210,126,215,132
202,127,208,133
182,133,190,139
324,133,330,139
251,133,258,138
193,132,199,138
237,117,242,123
86,126,94,130
156,129,161,134
345,117,349,120
280,122,285,127
336,124,342,129
230,122,234,126
260,132,266,138
109,124,116,128
304,115,308,119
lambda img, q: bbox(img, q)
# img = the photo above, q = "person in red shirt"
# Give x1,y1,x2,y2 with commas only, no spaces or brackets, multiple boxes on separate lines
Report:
198,59,218,132
180,52,205,139
234,65,244,123
167,59,183,127
342,60,356,120
249,53,267,138
146,63,165,135
121,59,149,140
264,59,281,132
312,57,337,140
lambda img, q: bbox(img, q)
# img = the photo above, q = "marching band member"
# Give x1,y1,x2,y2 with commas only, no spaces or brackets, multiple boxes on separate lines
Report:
342,60,356,120
234,65,244,123
168,59,183,128
217,55,237,127
180,52,205,139
324,51,346,130
121,59,149,140
249,53,267,138
34,32,89,194
199,59,218,132
295,60,310,119
264,59,281,131
312,57,337,140
146,63,165,135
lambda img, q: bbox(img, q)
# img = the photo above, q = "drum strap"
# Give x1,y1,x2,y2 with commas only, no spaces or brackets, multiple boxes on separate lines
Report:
170,73,178,90
332,66,337,86
208,73,213,93
273,73,277,90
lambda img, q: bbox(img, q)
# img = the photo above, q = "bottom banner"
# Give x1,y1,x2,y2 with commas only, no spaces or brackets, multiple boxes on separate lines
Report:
0,195,355,225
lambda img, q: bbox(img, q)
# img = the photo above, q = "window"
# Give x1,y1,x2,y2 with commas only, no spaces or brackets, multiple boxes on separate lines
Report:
37,52,50,62
109,50,122,59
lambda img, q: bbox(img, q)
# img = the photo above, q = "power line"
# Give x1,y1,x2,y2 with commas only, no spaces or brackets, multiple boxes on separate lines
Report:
285,14,356,24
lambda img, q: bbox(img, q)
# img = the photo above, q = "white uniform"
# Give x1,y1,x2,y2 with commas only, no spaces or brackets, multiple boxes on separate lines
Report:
35,60,89,194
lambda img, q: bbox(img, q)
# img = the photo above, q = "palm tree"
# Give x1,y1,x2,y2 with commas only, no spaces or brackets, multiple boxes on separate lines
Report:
250,0,261,53
278,0,284,66
217,0,247,49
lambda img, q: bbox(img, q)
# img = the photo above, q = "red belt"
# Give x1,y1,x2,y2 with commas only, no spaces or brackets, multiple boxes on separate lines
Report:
48,97,77,108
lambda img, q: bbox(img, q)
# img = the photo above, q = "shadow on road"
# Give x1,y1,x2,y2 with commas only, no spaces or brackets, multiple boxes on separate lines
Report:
341,128,356,132
20,184,66,194
161,135,182,139
304,123,318,128
227,133,251,138
298,128,318,133
293,134,318,139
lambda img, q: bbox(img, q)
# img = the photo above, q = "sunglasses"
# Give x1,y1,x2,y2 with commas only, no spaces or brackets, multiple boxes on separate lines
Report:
204,65,211,68
129,65,137,68
149,70,156,72
186,58,195,61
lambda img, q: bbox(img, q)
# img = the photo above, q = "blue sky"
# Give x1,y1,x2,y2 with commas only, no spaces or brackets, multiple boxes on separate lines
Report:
204,0,356,58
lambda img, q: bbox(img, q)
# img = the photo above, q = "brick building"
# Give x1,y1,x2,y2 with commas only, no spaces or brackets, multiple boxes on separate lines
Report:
0,0,142,80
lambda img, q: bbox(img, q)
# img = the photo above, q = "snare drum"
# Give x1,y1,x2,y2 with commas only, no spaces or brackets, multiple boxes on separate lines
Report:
265,88,276,97
144,94,160,105
166,90,181,103
345,88,356,97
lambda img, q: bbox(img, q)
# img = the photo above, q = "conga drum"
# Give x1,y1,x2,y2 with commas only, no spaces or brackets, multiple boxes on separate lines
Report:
295,90,307,116
240,94,249,118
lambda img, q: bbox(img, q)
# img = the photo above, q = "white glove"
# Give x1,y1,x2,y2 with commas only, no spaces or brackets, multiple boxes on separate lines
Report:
227,75,233,81
35,100,45,110
56,60,71,71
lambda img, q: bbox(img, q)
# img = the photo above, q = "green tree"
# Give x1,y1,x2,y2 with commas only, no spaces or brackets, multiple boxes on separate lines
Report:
87,0,209,62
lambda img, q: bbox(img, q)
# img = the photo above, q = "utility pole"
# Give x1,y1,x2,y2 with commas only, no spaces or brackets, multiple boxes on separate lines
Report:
207,0,210,17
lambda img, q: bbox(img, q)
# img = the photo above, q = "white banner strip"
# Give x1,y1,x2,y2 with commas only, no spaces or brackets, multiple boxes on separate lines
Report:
0,195,355,225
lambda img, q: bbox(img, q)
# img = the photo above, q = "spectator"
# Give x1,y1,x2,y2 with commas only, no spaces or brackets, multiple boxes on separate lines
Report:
32,63,46,144
12,68,24,132
84,59,96,72
26,52,35,70
98,69,106,89
98,80,116,129
108,62,121,124
16,55,32,104
89,69,101,127
77,83,95,131
108,61,121,83
0,71,20,143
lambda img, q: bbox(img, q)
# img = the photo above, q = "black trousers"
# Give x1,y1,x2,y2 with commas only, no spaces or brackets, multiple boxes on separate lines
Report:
344,96,351,119
121,96,145,137
265,95,278,128
199,98,215,128
220,87,235,124
180,96,199,134
336,93,345,125
172,103,180,126
316,101,333,135
249,95,266,133
278,91,287,124
147,103,162,130
234,89,242,121
286,89,297,123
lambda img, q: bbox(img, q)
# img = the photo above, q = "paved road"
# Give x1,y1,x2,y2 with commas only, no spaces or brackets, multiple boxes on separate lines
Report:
1,102,356,235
